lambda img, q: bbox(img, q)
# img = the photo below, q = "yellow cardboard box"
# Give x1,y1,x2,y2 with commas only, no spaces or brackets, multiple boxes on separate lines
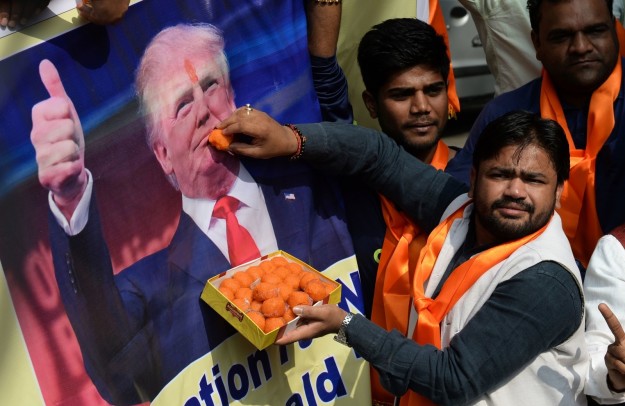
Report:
201,250,341,350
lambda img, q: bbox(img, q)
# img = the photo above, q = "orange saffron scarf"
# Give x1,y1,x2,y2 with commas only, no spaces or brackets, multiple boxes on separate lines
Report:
402,203,549,406
539,57,621,267
370,141,449,405
426,1,460,115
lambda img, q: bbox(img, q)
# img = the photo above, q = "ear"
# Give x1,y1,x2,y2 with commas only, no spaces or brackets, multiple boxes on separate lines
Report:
531,30,542,62
362,90,378,119
153,140,174,176
554,182,564,209
468,167,476,198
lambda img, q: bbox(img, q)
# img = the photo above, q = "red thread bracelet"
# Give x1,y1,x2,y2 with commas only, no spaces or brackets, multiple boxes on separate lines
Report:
285,124,306,160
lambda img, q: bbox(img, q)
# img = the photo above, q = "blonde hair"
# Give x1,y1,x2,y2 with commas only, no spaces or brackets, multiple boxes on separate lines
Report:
135,23,231,149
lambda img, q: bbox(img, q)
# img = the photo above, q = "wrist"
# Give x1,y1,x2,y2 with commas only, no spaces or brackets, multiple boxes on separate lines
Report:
53,170,88,220
333,310,354,347
285,124,306,160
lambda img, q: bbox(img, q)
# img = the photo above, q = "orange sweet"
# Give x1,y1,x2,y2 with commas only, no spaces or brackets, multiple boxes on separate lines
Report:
218,286,235,301
264,317,286,333
273,266,290,280
231,298,250,312
304,279,327,302
283,274,301,290
221,278,242,292
287,291,313,308
233,272,254,288
270,256,289,267
247,310,266,331
259,260,275,273
277,282,293,301
253,282,279,301
299,272,318,291
324,281,336,296
207,128,234,151
234,287,253,302
246,266,264,280
261,297,287,318
261,273,282,285
287,262,304,275
283,307,297,322
250,300,263,311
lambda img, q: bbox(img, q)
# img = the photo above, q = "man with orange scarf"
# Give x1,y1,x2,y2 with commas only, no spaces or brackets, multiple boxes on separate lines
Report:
219,109,587,405
446,0,625,269
339,18,457,405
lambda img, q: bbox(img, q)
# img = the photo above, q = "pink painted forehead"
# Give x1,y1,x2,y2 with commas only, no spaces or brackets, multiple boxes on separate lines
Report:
184,58,199,84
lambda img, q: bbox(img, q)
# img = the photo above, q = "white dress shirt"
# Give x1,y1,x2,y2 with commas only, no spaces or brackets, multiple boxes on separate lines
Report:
458,0,542,95
182,164,278,260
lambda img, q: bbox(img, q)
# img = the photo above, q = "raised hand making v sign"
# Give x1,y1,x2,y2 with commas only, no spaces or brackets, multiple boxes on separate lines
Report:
584,230,625,403
599,303,625,392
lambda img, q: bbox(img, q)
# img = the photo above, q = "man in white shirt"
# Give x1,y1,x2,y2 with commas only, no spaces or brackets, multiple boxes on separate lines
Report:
584,224,625,405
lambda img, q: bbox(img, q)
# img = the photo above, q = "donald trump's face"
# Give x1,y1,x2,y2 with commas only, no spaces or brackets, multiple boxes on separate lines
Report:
148,48,240,199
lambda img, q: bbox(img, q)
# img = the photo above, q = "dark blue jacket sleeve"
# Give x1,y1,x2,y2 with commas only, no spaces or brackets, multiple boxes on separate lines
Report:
310,54,354,124
49,196,158,405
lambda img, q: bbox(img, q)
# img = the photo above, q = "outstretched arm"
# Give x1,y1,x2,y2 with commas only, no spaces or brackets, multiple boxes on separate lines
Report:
220,108,468,232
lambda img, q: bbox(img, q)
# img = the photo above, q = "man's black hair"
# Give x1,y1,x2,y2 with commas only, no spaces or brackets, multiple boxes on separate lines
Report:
527,0,614,33
472,110,570,184
357,18,450,97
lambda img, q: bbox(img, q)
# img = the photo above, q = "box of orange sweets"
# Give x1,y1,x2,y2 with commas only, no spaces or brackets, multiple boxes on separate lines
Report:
200,250,341,350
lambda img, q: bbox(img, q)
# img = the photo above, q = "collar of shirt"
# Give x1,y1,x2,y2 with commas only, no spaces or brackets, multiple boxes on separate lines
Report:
181,163,279,258
182,163,258,232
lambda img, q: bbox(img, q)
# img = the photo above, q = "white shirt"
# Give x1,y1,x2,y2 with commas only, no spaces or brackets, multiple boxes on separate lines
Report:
182,164,278,260
584,234,625,404
458,0,542,95
50,165,278,263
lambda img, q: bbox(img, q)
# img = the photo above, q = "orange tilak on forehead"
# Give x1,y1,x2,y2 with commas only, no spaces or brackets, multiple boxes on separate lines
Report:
184,58,199,84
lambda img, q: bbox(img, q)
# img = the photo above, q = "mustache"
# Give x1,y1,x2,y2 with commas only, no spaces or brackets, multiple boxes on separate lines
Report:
491,197,534,214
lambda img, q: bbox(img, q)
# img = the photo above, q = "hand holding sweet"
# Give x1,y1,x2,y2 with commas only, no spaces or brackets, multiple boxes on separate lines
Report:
218,107,299,159
274,304,347,345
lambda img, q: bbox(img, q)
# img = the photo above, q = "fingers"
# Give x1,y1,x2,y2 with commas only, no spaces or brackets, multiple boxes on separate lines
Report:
599,303,625,344
39,59,69,99
273,305,347,346
605,345,625,392
31,60,86,206
0,0,10,27
221,107,300,159
606,348,625,374
78,0,129,25
0,0,48,28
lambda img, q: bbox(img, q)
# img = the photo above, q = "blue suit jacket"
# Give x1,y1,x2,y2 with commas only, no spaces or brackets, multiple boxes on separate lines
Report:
49,158,354,405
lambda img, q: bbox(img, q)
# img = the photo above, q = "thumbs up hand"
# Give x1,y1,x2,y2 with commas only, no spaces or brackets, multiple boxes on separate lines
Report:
31,59,88,220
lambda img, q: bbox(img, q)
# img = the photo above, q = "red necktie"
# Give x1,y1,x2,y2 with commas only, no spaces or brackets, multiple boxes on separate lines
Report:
212,196,261,266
